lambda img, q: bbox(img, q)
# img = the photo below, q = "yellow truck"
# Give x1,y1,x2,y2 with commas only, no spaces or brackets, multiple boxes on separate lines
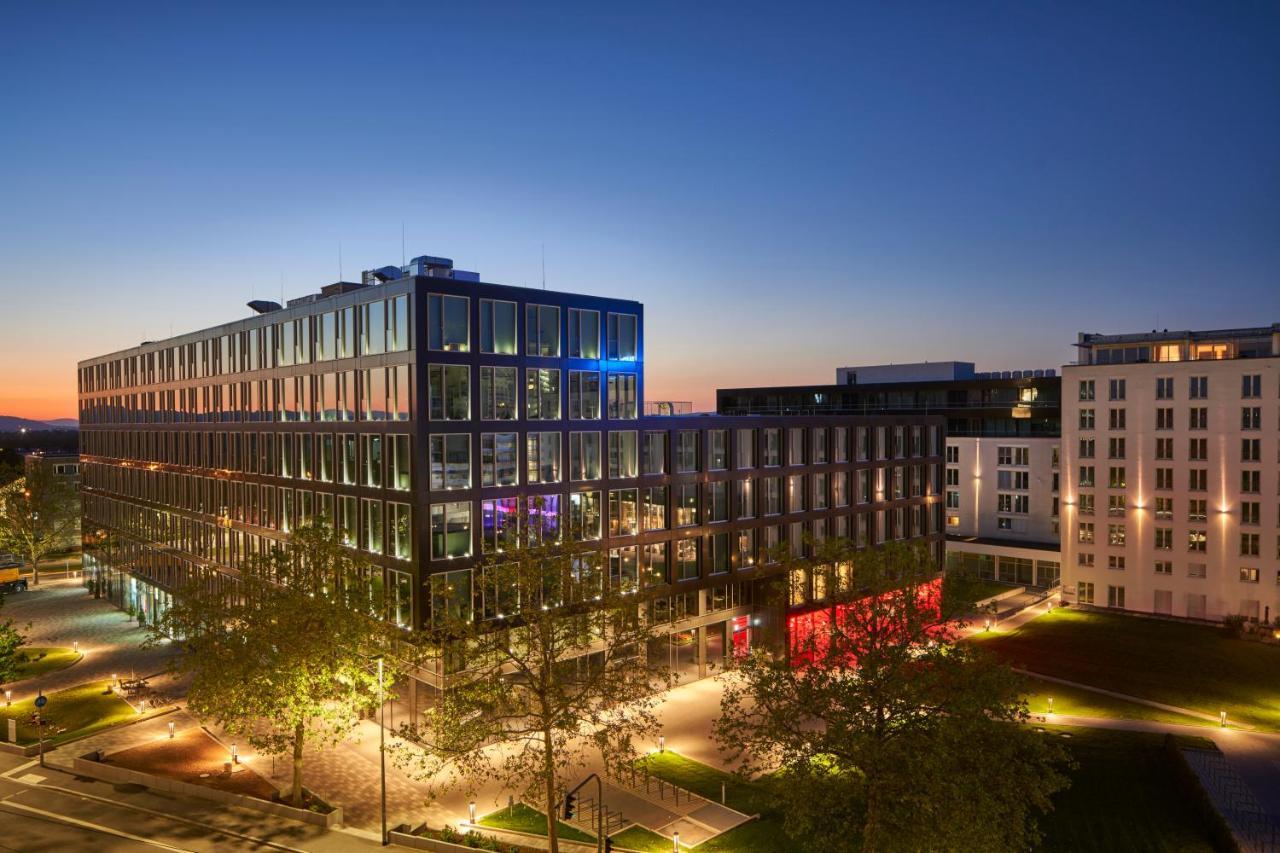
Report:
0,564,28,594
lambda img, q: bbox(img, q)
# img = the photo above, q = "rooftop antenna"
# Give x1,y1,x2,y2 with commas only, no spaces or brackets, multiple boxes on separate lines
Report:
541,243,546,290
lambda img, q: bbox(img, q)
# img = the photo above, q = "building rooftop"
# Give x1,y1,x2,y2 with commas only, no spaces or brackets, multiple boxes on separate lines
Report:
1073,324,1280,365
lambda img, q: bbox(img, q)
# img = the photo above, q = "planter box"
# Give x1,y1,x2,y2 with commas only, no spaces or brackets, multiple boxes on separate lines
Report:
73,751,342,828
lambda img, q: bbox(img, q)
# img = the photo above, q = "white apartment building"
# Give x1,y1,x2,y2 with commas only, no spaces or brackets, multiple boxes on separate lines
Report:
1061,325,1280,623
945,435,1061,588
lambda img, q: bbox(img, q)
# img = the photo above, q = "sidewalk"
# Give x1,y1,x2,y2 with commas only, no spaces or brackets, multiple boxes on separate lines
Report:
1,578,180,701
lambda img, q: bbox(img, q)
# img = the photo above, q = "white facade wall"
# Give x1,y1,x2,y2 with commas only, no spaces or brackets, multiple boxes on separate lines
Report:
944,436,1060,543
1061,356,1280,622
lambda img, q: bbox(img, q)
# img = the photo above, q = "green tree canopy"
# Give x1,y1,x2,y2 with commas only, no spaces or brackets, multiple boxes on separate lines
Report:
153,521,421,806
396,510,673,853
0,466,79,585
715,539,1070,852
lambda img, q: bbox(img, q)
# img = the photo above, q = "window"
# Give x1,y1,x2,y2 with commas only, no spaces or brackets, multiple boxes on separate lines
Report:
361,434,383,487
1188,499,1207,522
642,431,666,474
737,528,757,568
429,434,471,490
812,428,828,464
569,432,602,481
1078,438,1095,458
1108,466,1126,489
427,294,469,352
479,299,517,355
676,538,699,581
609,489,639,536
1241,533,1260,556
1241,470,1261,493
608,431,638,478
1155,560,1172,575
481,497,519,553
567,308,600,359
1109,408,1125,429
1079,408,1094,429
360,300,386,356
1156,408,1174,430
568,370,601,419
676,431,699,473
1188,530,1207,552
946,445,960,463
1156,377,1174,399
479,366,518,421
1107,585,1125,608
1108,523,1125,546
525,304,560,356
763,429,781,466
606,312,638,360
737,479,755,518
1079,379,1095,401
526,432,562,483
1241,406,1261,430
480,432,519,487
1078,522,1094,544
1155,497,1173,519
1242,374,1261,398
431,501,472,559
1189,468,1207,491
1109,378,1126,400
1108,555,1125,571
737,429,756,469
1241,438,1261,462
363,498,384,554
1189,376,1208,398
389,503,412,560
708,430,728,470
1155,528,1173,550
706,481,728,522
1078,465,1095,487
568,491,601,541
1108,438,1125,459
525,369,561,420
428,365,470,420
642,486,667,531
1189,407,1207,429
1107,494,1126,515
1077,582,1094,604
676,484,699,526
607,374,637,419
1242,501,1259,525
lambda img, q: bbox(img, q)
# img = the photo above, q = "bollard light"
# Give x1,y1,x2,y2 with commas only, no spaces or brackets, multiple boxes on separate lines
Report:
4,690,10,707
673,831,680,851
1047,697,1054,714
984,618,991,632
468,801,476,824
232,743,239,764
659,734,666,753
112,673,117,686
73,641,79,653
1220,710,1227,728
168,721,175,739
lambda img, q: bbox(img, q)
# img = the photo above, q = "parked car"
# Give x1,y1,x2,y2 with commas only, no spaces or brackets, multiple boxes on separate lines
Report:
0,565,28,594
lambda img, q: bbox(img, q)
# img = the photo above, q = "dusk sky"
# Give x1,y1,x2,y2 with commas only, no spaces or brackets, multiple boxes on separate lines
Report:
2,2,1277,420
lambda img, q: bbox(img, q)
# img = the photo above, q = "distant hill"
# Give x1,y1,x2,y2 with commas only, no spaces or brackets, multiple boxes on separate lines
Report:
0,416,78,432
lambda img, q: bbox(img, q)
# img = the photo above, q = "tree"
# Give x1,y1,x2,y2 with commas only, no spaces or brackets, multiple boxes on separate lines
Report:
715,539,1070,853
153,521,418,806
0,593,28,684
0,466,79,585
395,508,674,853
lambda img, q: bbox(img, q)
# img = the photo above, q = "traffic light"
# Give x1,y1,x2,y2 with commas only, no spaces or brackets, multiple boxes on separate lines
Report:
562,791,577,821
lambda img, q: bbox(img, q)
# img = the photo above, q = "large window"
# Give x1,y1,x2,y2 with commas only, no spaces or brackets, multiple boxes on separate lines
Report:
643,431,666,475
642,486,668,531
527,432,562,483
676,538,699,581
736,429,756,469
363,498,384,554
361,434,383,487
609,431,638,478
481,497,519,553
429,434,471,490
706,481,728,523
607,373,637,419
480,366,518,421
360,300,386,356
708,430,728,470
568,308,600,359
389,503,412,560
676,430,699,473
389,434,411,490
479,299,517,355
526,304,560,356
428,364,470,420
430,502,472,559
427,294,469,352
676,483,699,526
481,432,519,487
569,370,601,419
569,491,602,541
609,489,639,536
607,313,638,360
526,369,561,420
388,295,410,352
569,432,602,481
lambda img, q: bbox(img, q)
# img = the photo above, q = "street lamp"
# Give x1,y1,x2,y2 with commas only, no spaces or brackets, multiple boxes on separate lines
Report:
468,801,476,824
379,656,387,846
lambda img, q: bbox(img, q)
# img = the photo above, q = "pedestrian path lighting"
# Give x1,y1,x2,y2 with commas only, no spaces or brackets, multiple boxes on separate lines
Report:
658,734,666,753
672,831,680,851
232,743,239,764
468,801,476,824
1047,697,1054,715
1220,710,1227,727
4,690,10,707
73,641,79,653
168,721,176,739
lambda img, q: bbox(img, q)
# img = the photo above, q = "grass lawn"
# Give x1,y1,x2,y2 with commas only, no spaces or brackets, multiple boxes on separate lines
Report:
970,579,1023,602
635,751,792,852
611,825,689,851
478,802,596,844
1023,677,1211,727
9,647,82,682
1035,726,1216,852
0,680,138,746
972,606,1280,730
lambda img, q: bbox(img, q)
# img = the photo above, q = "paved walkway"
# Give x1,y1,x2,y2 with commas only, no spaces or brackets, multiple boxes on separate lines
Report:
2,578,181,701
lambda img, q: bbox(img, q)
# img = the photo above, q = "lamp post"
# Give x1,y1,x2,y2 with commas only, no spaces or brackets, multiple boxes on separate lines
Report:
379,656,387,846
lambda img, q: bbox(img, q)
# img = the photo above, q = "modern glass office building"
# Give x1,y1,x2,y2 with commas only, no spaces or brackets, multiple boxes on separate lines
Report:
77,254,943,716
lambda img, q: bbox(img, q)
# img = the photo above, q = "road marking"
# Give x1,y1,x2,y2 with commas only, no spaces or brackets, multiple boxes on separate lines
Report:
17,773,45,784
0,759,38,780
0,798,192,850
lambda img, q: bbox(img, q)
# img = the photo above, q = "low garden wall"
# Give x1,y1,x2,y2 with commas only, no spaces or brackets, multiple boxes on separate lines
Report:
73,750,342,828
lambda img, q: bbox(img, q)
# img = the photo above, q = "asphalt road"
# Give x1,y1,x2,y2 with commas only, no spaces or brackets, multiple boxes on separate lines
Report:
0,752,385,852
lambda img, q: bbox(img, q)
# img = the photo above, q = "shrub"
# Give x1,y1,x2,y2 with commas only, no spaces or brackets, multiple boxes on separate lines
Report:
1220,614,1246,639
